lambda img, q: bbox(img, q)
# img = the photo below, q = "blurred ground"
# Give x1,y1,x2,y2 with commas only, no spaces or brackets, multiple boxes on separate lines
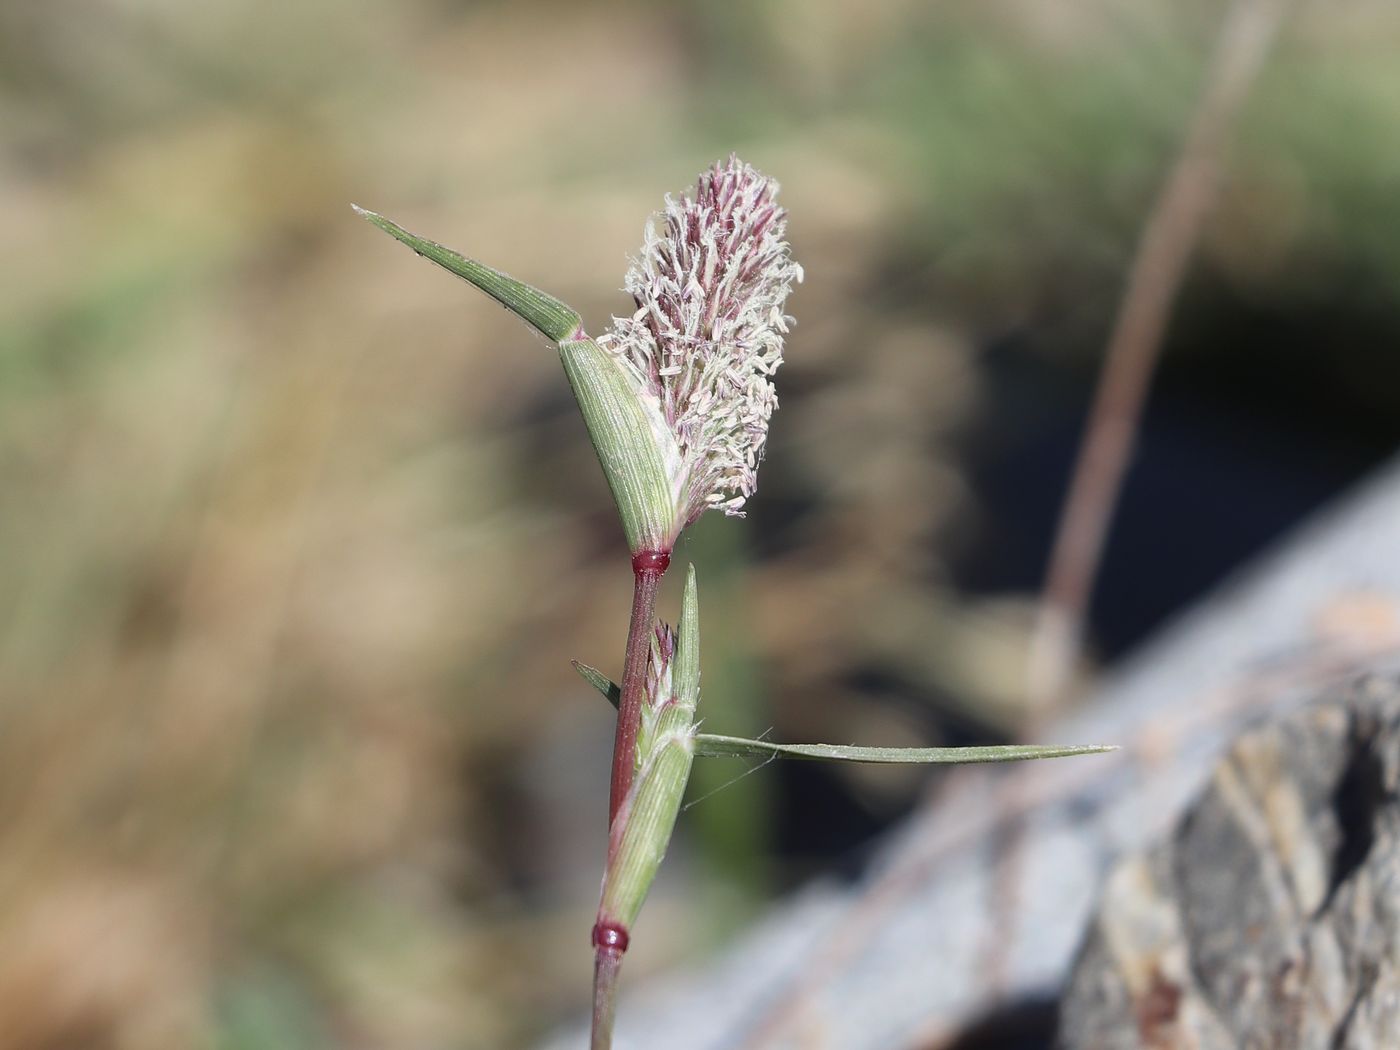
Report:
3,1,1400,1047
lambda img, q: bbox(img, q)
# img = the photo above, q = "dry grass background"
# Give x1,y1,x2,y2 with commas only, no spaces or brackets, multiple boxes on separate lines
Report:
4,1,1400,1047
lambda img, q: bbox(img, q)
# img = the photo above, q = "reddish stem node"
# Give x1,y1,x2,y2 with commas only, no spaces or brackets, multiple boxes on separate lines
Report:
591,920,630,955
631,549,671,575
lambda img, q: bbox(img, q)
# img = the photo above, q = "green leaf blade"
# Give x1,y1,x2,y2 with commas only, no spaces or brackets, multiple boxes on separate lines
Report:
573,660,620,708
353,206,582,343
573,663,1114,766
693,734,1115,765
674,565,700,709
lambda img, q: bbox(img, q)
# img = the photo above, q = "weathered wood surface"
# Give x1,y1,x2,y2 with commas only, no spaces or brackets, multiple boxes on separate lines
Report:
1059,683,1400,1049
543,457,1400,1050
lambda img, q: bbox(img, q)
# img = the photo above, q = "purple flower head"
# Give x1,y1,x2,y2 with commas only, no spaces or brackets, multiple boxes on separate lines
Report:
644,622,676,712
599,156,803,544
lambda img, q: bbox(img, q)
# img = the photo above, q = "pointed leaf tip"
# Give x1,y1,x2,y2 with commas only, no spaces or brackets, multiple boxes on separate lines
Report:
353,206,582,343
674,565,700,708
574,661,621,709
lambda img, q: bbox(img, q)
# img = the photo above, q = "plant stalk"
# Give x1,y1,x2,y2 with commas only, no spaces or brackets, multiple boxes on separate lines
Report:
590,926,627,1050
608,551,668,830
1027,0,1285,710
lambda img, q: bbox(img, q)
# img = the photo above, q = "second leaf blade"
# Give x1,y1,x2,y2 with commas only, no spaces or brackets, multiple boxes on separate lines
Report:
573,662,1114,766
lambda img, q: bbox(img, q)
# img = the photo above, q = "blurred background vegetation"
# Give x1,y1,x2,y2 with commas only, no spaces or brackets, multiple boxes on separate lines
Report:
3,0,1400,1046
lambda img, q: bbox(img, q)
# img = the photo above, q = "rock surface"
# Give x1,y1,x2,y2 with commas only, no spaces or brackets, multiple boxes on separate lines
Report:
1059,681,1400,1049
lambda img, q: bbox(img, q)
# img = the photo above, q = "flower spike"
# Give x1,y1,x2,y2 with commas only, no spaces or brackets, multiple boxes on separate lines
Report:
600,155,803,538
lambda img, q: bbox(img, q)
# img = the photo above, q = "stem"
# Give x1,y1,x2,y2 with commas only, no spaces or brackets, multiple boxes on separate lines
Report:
591,955,621,1050
1028,0,1285,709
593,550,666,1049
608,551,668,829
590,921,629,1050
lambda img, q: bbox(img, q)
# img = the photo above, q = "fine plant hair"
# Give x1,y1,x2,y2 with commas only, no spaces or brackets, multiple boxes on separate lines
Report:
356,157,1113,1050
